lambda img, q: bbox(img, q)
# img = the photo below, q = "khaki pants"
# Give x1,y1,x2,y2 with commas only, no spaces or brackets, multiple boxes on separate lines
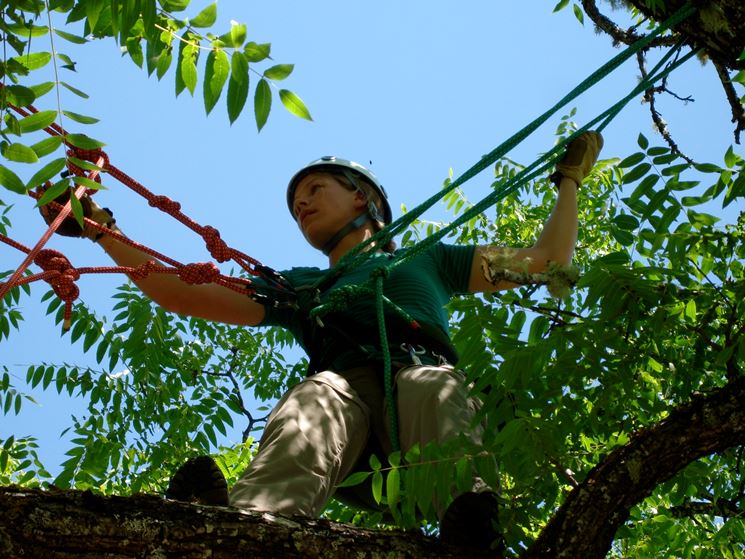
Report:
229,364,489,517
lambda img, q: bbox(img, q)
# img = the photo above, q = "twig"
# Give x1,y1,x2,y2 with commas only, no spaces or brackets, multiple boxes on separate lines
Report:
713,60,745,144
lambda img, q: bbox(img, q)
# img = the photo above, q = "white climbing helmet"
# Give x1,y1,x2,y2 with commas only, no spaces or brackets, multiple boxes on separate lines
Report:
286,156,392,224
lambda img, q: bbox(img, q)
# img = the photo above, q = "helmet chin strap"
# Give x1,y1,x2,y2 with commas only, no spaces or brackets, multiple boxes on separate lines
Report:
321,213,371,256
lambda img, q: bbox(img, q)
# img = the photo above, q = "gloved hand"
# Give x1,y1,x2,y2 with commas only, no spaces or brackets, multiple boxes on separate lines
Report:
38,187,116,241
550,130,604,187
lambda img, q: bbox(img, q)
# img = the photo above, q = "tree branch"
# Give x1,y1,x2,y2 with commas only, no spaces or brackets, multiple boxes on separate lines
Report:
713,59,745,144
522,375,745,559
0,487,479,558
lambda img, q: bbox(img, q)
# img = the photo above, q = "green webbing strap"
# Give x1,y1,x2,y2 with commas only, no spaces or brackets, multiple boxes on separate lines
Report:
305,4,696,452
325,2,696,284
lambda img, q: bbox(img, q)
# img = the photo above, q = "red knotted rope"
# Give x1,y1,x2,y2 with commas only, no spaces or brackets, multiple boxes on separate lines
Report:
0,94,289,330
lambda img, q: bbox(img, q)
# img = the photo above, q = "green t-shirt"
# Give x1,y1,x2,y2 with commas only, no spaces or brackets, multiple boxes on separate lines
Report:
260,242,475,370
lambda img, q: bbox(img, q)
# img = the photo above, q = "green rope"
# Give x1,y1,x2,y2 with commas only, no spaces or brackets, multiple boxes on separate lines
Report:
324,2,696,285
303,4,696,453
375,273,400,451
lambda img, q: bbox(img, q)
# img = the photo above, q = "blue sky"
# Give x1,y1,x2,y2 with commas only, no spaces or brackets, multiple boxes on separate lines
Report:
2,1,741,475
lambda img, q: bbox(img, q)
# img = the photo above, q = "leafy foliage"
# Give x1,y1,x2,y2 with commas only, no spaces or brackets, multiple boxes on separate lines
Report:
1,2,745,558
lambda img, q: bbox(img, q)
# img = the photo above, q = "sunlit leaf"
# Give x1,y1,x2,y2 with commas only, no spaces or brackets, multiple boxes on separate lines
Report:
190,3,217,27
65,134,106,150
54,28,88,44
279,89,312,121
0,164,27,194
26,157,67,191
60,82,90,99
18,110,57,134
264,64,294,81
244,42,271,62
2,143,39,163
62,111,99,125
227,52,249,124
204,49,230,115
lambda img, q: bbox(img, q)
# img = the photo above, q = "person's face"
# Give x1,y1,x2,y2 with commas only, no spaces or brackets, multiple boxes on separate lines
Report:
292,172,366,249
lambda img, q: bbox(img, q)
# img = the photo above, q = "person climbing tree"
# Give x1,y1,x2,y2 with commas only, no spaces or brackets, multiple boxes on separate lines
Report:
39,131,603,553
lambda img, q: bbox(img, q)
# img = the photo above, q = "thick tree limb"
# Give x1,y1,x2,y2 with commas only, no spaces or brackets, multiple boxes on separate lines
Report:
0,488,481,559
522,375,745,559
622,0,745,70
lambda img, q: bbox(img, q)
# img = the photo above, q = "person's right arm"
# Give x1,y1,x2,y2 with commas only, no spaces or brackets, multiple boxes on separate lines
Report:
97,230,266,326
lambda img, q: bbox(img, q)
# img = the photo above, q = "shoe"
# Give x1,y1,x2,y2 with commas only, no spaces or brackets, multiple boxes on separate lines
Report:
440,491,503,554
165,456,229,506
550,130,604,187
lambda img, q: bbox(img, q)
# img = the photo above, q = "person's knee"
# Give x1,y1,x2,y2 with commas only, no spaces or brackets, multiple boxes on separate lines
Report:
397,366,466,406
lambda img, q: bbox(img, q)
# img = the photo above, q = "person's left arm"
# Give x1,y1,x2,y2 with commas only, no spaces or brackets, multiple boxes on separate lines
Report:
468,176,578,293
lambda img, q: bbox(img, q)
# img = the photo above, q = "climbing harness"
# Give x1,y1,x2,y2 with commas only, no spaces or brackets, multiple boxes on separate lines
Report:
0,3,698,452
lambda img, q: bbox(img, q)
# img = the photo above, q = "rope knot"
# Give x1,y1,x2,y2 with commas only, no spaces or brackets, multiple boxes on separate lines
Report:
203,226,231,262
34,249,80,329
148,195,182,214
129,260,161,281
178,262,221,285
66,147,109,187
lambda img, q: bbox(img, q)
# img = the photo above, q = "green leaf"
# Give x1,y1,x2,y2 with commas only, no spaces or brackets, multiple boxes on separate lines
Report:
54,28,88,44
637,133,649,150
86,0,104,31
179,40,198,95
62,111,100,125
622,162,651,185
244,42,271,62
29,82,55,99
732,70,745,86
230,21,247,48
553,0,570,12
0,164,27,194
687,210,719,227
227,52,249,124
70,194,85,229
204,49,230,115
386,467,400,506
618,152,645,169
26,157,67,190
60,81,90,99
160,0,189,11
65,134,106,150
72,176,106,190
628,173,659,202
279,89,313,121
612,214,639,230
190,2,217,27
337,471,371,488
35,179,70,208
254,78,271,131
3,85,36,107
2,143,39,163
572,3,584,24
18,110,58,133
372,470,383,504
13,52,52,71
724,146,738,168
156,47,173,80
126,37,144,68
723,173,745,208
264,64,294,81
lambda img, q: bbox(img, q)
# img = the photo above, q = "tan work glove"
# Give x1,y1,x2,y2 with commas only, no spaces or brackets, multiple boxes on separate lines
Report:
550,130,604,187
38,187,116,241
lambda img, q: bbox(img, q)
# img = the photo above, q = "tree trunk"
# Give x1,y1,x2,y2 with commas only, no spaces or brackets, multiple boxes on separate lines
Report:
623,0,745,69
2,377,743,559
0,487,483,559
522,375,745,559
